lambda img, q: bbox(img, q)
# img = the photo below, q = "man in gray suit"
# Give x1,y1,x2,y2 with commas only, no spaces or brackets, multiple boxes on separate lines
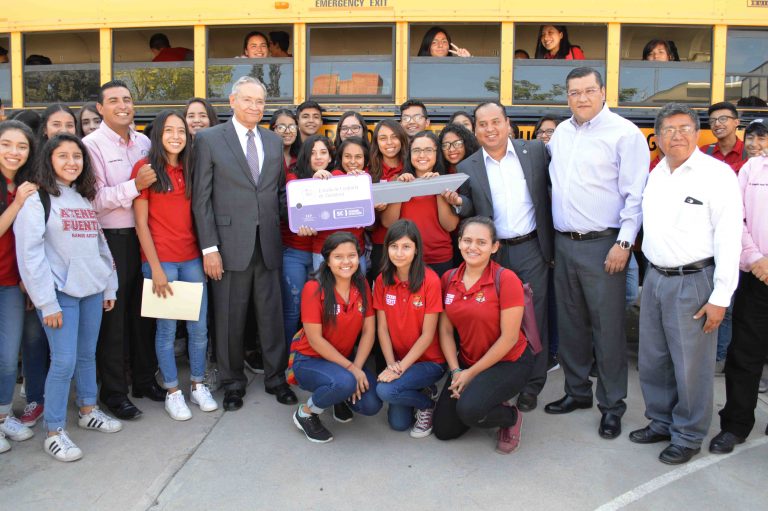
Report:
192,76,297,411
443,101,554,412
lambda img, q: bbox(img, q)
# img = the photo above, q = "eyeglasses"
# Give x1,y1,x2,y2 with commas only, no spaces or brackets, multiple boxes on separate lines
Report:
566,88,601,98
402,114,426,123
709,115,737,125
274,124,297,134
340,125,363,134
411,148,436,156
441,140,465,150
659,125,696,137
535,129,555,138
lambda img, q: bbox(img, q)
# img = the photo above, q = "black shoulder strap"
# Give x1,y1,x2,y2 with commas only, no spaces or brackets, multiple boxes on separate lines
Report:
705,143,716,156
38,189,51,225
494,266,504,296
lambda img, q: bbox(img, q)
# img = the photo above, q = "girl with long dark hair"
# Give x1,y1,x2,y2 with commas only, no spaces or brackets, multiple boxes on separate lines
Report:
333,111,370,155
374,219,446,437
77,102,102,138
270,108,301,170
39,104,77,143
438,123,480,174
15,133,122,461
289,232,382,443
184,97,219,139
534,25,584,60
131,110,217,421
417,26,471,58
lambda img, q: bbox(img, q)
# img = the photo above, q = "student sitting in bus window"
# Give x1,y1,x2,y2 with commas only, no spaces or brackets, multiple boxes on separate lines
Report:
0,46,8,64
417,26,471,58
77,102,102,139
25,55,52,65
744,119,768,158
183,98,219,139
449,111,474,133
534,114,561,144
514,49,530,59
268,31,292,58
642,40,680,62
149,33,193,62
240,31,270,58
534,25,584,60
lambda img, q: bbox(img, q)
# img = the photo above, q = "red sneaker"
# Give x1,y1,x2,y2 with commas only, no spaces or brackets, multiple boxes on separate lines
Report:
20,402,44,427
496,405,522,454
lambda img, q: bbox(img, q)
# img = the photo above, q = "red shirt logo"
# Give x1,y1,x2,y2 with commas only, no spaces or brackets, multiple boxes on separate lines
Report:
445,293,455,305
412,295,424,308
475,292,486,303
385,294,396,306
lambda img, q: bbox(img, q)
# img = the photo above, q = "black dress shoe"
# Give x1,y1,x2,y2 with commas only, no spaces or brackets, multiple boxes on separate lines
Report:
599,413,621,439
544,395,593,414
659,444,701,465
105,396,143,420
709,431,745,454
223,389,245,411
266,383,298,405
516,393,538,412
132,379,166,402
629,426,671,444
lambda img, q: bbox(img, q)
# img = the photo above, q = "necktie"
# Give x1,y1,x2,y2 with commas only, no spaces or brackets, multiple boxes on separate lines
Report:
246,129,260,186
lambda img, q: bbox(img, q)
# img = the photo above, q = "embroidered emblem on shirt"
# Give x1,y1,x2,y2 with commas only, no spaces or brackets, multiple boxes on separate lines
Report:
445,293,455,305
475,292,486,303
357,300,364,313
412,295,424,308
385,294,397,306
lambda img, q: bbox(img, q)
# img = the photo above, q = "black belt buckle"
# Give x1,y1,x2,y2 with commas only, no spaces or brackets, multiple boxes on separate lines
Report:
568,232,584,241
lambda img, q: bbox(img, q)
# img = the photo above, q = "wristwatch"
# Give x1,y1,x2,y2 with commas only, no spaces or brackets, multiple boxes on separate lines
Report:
616,240,632,250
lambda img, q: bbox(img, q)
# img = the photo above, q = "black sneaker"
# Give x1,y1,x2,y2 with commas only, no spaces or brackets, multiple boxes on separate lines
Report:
293,408,333,443
333,401,354,423
244,351,264,374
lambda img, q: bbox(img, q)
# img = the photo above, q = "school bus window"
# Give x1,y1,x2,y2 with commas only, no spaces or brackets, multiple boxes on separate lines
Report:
22,31,100,106
408,24,500,102
207,26,293,102
0,35,10,108
726,28,768,105
619,26,711,105
112,28,194,104
307,25,393,101
513,24,605,104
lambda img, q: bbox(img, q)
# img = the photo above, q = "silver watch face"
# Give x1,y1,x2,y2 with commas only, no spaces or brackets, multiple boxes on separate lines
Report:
618,241,631,250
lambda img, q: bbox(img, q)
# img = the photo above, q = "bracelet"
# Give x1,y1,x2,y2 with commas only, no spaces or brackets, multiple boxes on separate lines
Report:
345,361,354,370
450,368,462,376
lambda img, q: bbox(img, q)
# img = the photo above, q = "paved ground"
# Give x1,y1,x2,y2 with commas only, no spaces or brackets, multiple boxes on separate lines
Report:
2,347,767,511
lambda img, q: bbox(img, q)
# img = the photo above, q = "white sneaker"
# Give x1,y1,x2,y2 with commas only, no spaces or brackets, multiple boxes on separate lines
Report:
410,407,435,439
0,415,34,441
78,407,123,433
190,383,218,412
44,429,83,462
165,390,192,421
0,431,10,453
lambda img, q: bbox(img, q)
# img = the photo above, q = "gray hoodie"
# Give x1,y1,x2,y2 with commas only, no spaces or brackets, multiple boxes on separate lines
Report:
14,183,118,317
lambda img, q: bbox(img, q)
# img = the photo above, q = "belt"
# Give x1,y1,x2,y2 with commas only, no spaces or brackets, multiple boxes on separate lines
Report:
651,257,715,277
102,228,135,235
557,228,619,241
500,231,538,246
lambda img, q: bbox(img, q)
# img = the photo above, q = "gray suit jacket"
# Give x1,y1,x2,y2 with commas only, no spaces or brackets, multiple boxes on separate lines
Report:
192,120,286,272
456,139,554,264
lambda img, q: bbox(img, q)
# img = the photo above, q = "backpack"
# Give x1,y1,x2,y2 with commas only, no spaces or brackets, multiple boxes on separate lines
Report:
446,267,542,355
38,189,51,224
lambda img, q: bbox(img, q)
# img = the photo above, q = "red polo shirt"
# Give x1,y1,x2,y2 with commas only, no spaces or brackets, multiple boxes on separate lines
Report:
293,279,374,358
399,194,453,264
544,46,585,60
373,268,445,364
152,47,192,62
0,183,20,286
131,159,199,263
311,170,366,253
442,261,527,366
282,171,314,252
371,161,403,244
700,139,747,173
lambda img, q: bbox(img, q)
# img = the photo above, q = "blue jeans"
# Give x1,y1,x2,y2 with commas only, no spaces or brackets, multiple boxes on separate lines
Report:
292,352,382,415
142,259,208,388
22,309,48,404
625,253,639,309
717,298,734,361
0,285,25,415
376,361,446,431
282,247,314,347
39,292,103,432
312,252,367,276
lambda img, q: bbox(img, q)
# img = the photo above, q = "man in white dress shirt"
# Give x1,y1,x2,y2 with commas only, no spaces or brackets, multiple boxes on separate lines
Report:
630,102,742,465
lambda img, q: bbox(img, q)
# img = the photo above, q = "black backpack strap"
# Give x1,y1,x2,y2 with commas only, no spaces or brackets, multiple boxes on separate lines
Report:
493,266,504,296
705,143,716,156
38,189,51,225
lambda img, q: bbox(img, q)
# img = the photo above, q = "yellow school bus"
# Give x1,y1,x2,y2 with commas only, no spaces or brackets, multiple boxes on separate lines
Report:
1,0,767,145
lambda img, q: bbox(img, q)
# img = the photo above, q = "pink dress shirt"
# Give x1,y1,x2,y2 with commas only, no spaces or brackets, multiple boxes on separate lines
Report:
83,122,151,228
738,156,768,271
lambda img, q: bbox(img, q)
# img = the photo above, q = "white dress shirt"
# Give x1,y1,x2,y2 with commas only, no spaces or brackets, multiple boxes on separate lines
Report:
548,105,649,243
202,117,266,255
642,149,742,307
484,140,537,239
